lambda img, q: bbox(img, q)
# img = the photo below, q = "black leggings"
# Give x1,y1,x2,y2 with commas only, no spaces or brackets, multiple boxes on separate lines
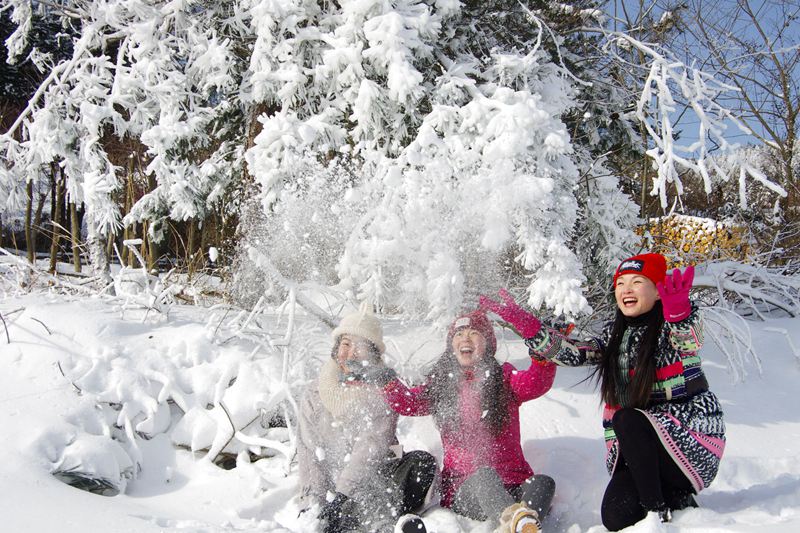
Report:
601,408,694,531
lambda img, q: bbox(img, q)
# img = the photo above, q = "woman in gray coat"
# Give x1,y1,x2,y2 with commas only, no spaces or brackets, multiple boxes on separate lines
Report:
297,303,437,533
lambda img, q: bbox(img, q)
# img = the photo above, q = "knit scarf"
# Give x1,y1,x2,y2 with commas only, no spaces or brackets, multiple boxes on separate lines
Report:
317,359,379,419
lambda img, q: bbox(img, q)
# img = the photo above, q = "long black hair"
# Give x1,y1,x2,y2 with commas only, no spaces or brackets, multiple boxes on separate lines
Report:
422,350,511,435
595,300,664,408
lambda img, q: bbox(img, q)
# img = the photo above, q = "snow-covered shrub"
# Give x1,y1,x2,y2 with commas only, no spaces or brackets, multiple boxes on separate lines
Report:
51,433,136,496
46,296,323,493
33,400,138,496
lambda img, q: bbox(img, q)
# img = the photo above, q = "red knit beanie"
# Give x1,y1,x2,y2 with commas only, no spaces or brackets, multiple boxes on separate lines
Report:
446,310,497,356
612,253,667,287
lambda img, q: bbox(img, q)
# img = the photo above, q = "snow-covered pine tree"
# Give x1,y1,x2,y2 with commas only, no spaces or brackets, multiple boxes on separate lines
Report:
1,1,247,277
240,0,788,322
3,0,788,321
242,0,595,321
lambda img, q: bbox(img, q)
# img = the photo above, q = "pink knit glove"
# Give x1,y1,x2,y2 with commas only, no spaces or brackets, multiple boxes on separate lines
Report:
657,265,695,323
479,288,542,339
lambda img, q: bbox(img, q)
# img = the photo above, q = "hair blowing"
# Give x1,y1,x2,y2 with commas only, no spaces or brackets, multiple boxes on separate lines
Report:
595,301,664,408
422,351,511,435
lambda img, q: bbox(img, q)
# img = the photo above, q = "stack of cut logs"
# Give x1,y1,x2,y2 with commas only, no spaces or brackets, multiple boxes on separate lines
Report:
637,215,749,267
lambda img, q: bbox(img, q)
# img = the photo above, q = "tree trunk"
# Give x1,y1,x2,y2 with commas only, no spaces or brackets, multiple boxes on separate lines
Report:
142,220,160,273
200,216,212,266
106,231,115,265
141,221,149,271
144,174,159,273
70,202,82,273
25,180,34,264
187,218,198,277
49,166,64,274
122,156,136,267
87,221,111,285
32,186,48,264
148,228,160,273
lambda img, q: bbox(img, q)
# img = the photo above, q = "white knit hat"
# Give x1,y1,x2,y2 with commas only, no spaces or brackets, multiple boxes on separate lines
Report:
331,301,385,355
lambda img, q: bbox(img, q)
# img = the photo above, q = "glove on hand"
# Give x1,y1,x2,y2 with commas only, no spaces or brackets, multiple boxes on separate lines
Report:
343,359,397,386
656,265,694,323
479,288,542,339
319,492,359,533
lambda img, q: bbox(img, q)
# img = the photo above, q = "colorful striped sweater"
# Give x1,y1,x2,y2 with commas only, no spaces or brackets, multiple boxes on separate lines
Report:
525,305,725,491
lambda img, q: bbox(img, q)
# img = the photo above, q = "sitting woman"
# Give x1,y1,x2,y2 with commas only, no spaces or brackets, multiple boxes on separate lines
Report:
382,310,558,533
481,253,725,530
297,303,437,533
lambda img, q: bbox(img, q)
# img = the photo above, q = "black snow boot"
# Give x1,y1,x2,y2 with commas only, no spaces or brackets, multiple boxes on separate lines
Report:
519,474,556,519
394,514,427,533
668,490,699,511
657,507,673,523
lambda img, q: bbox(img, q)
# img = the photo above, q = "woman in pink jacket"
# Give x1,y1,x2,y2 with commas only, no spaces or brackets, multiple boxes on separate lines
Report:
382,310,557,533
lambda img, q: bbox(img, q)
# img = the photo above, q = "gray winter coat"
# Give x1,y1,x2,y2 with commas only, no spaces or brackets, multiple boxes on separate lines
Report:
297,359,402,517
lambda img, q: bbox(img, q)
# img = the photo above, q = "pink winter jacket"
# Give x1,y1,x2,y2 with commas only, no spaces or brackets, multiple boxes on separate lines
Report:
383,359,556,507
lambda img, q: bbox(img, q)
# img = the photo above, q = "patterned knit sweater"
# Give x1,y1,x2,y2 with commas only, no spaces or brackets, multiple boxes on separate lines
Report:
525,305,725,491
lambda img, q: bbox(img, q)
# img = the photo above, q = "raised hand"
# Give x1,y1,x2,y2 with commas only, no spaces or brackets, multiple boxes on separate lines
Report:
343,359,397,386
479,288,542,339
656,265,695,323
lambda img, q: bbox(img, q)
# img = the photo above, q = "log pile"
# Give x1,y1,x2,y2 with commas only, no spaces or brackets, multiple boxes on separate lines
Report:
638,215,749,267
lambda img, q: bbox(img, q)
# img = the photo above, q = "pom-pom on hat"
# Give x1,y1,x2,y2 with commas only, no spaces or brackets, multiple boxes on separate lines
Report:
612,253,668,288
331,302,385,355
446,310,497,356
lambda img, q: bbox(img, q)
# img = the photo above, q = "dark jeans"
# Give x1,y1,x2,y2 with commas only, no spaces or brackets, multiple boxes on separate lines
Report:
601,408,695,531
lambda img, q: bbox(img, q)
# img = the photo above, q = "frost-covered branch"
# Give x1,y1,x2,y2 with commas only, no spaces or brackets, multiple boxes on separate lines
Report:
568,25,787,209
0,312,9,344
694,261,800,318
0,247,99,295
1,35,89,142
763,327,800,364
702,306,762,382
247,247,338,329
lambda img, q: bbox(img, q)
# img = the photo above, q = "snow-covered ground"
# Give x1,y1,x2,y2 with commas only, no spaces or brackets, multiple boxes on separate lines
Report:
1,289,799,532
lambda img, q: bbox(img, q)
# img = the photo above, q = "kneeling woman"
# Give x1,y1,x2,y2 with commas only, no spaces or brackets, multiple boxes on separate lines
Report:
482,253,725,530
383,310,557,533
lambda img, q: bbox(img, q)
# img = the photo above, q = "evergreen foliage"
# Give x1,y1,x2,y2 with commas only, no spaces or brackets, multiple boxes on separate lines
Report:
0,1,789,320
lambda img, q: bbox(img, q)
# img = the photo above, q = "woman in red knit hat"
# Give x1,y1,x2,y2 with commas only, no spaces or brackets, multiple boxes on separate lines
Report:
481,253,726,531
381,309,558,533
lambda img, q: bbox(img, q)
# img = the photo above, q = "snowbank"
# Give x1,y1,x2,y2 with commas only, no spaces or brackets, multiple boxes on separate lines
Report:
1,293,799,532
